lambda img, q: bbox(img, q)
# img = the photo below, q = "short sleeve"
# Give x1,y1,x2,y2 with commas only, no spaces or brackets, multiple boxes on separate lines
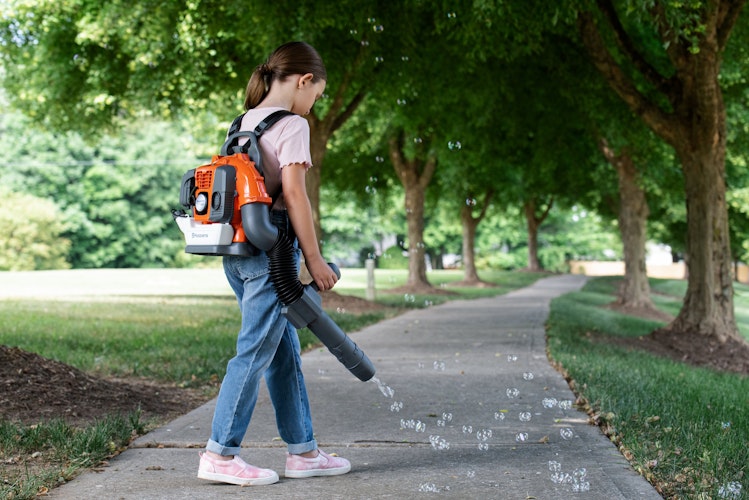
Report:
276,116,313,169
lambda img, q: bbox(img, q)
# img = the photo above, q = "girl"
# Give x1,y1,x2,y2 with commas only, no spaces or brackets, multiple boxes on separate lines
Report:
197,41,349,486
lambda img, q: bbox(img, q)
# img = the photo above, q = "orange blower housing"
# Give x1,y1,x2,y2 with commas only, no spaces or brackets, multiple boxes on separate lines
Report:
177,153,272,256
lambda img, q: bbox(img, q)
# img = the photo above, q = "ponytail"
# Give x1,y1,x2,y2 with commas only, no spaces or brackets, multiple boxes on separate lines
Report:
244,64,272,110
244,42,327,110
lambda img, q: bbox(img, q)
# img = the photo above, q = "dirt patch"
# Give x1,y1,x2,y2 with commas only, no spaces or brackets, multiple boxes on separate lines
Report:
320,290,389,314
0,345,209,427
598,302,749,376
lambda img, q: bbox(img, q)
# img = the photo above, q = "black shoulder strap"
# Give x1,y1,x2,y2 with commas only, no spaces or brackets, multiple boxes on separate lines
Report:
219,110,294,207
220,110,293,162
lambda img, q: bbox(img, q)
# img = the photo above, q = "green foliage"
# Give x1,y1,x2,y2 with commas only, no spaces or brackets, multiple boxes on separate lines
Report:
0,109,201,268
0,190,70,270
377,245,409,270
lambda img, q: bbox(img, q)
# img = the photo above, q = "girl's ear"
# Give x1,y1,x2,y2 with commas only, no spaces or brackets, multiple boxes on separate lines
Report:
297,73,314,89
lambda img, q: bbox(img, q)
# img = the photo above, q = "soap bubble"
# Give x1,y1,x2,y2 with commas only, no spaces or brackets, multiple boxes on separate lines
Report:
478,442,489,451
560,427,574,440
476,429,492,441
448,140,462,151
447,12,457,18
465,198,476,206
519,412,532,422
373,25,384,32
374,56,384,63
429,435,450,450
442,412,453,422
506,387,520,398
375,156,384,163
466,470,475,478
507,354,518,362
361,40,370,47
400,418,425,432
349,29,358,35
542,397,558,408
433,360,446,371
522,372,534,381
718,482,743,499
462,425,473,435
404,293,416,303
571,468,590,492
418,482,440,493
494,412,506,421
413,137,423,144
515,432,528,442
558,400,573,410
390,401,403,412
367,17,376,23
437,419,446,427
548,461,573,485
397,98,407,105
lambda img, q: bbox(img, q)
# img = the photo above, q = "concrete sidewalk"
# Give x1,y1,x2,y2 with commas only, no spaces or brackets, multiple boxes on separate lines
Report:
50,275,661,499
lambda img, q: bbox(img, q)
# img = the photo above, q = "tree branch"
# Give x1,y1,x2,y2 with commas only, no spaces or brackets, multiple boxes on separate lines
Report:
578,12,678,145
476,188,495,223
596,0,669,90
538,196,554,225
716,0,746,51
330,89,366,133
419,154,437,190
388,132,407,185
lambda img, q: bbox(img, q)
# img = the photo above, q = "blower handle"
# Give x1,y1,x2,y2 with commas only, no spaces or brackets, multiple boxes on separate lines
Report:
310,263,341,292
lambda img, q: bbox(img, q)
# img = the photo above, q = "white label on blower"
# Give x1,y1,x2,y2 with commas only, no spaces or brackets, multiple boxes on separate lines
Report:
175,216,234,246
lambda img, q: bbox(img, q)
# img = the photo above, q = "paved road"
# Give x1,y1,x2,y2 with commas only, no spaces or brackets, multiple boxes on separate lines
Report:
51,274,661,499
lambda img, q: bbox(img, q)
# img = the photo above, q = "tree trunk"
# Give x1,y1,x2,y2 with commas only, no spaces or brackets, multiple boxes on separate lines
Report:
389,132,436,290
524,200,541,271
459,189,495,285
599,141,654,309
578,1,744,343
669,135,737,342
405,182,429,287
306,122,328,244
461,204,480,282
523,197,552,272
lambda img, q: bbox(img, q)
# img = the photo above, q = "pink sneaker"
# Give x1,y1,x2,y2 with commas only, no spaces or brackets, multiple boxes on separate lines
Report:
285,449,351,478
197,452,279,486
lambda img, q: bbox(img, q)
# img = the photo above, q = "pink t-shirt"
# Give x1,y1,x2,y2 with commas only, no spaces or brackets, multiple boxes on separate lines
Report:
236,107,312,209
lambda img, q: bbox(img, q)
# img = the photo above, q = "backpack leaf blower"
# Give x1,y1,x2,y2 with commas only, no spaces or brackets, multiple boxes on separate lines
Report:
173,110,376,382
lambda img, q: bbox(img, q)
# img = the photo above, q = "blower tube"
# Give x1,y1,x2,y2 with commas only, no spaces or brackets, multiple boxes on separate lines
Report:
241,204,376,382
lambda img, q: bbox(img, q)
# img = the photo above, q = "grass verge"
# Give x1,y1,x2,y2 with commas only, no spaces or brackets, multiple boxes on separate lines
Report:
546,277,748,499
1,412,144,499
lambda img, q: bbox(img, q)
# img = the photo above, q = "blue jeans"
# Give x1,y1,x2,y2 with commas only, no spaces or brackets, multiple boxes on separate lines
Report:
206,249,317,456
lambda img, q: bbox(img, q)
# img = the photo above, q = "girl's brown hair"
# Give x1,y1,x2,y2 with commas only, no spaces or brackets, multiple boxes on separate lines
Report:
244,41,327,110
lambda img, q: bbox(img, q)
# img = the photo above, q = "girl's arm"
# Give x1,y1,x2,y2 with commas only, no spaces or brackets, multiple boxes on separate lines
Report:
282,163,338,291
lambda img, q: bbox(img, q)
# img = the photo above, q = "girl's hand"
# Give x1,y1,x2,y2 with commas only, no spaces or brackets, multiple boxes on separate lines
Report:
307,257,338,291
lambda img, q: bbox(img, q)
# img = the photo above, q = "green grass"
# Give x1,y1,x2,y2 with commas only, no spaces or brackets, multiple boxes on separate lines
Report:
0,412,143,499
547,277,749,499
